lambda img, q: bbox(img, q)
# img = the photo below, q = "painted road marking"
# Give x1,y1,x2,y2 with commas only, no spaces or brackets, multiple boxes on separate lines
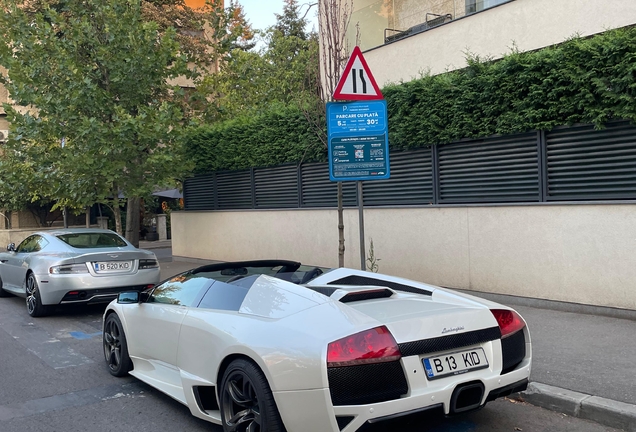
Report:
0,321,93,369
69,331,102,340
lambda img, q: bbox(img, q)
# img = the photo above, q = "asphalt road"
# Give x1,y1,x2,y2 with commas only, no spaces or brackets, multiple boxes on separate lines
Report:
0,257,622,432
513,304,636,405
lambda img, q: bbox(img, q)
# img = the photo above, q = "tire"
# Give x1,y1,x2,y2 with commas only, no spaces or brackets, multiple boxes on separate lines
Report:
0,276,11,297
103,313,133,377
220,359,286,432
25,273,50,317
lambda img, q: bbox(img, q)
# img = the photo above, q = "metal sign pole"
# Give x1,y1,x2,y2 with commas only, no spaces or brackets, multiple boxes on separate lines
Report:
330,47,386,272
358,181,366,271
61,136,68,229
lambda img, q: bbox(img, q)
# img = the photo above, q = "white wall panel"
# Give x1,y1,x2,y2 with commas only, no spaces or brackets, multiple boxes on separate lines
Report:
173,204,636,310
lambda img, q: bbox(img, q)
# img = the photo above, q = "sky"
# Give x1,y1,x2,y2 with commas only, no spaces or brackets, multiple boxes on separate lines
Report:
239,0,319,33
182,1,318,36
182,0,286,29
239,0,286,31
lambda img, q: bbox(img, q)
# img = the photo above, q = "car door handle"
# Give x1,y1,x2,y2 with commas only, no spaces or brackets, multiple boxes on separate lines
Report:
0,260,7,263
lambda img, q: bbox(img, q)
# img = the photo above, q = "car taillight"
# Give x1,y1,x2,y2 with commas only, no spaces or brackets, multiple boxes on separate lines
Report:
49,264,89,274
491,309,525,338
139,259,158,269
327,326,402,368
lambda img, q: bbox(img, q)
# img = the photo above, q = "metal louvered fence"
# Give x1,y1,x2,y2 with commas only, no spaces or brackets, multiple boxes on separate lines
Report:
545,122,636,201
438,132,539,203
184,121,636,210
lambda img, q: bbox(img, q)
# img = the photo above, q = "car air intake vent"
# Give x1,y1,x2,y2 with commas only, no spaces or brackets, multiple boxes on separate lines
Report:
335,416,354,430
339,289,393,303
501,329,526,374
306,286,338,297
328,275,432,296
328,361,408,405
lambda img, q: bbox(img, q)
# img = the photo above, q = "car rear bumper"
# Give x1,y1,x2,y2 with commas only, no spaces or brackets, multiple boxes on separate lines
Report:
274,359,531,432
57,285,152,305
34,269,160,305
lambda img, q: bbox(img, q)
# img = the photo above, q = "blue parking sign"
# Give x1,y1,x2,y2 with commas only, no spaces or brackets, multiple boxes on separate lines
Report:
327,101,390,182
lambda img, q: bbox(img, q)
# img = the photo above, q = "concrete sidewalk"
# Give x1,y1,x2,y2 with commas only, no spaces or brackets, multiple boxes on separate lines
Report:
507,302,636,431
139,239,172,250
155,248,636,431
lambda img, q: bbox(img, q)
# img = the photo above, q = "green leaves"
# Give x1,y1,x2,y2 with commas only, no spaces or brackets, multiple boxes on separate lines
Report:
201,0,320,123
188,27,636,173
186,106,325,173
0,0,191,213
385,27,636,150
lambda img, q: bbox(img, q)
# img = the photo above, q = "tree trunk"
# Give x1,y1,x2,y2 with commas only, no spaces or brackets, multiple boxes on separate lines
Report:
112,198,122,235
337,182,345,267
0,211,10,229
85,207,90,228
125,197,141,247
317,0,354,268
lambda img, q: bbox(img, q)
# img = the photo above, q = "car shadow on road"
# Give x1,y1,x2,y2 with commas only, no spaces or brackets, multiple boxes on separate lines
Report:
50,303,109,319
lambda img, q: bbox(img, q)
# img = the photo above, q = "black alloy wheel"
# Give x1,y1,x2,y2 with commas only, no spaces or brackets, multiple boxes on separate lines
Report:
220,359,285,432
25,273,49,317
103,313,132,377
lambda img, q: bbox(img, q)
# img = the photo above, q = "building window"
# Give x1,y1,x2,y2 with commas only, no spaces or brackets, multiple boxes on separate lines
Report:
466,0,509,14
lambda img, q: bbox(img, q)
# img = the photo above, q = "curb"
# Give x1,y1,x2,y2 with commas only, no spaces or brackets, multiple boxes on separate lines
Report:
520,382,636,431
139,241,172,250
454,289,636,321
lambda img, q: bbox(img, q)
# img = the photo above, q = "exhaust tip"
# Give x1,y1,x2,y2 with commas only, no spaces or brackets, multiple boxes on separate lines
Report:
450,381,485,414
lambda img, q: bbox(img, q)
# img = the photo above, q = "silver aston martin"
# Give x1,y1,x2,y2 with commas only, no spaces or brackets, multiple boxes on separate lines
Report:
0,229,160,317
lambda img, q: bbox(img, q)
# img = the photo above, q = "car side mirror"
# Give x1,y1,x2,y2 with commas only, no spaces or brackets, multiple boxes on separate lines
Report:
117,291,140,304
140,291,150,303
6,243,15,252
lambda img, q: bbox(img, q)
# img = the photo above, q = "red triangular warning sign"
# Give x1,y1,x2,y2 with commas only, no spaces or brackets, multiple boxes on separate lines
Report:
333,46,383,101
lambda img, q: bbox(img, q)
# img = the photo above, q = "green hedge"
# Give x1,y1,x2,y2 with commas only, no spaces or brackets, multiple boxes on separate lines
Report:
188,26,636,173
187,106,325,173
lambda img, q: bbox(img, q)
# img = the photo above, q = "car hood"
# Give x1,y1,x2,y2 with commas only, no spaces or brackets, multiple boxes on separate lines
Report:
237,273,502,343
302,268,506,344
341,294,498,344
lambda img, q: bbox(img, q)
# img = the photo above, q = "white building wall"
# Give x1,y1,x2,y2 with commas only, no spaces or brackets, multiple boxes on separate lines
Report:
172,204,636,310
356,0,636,86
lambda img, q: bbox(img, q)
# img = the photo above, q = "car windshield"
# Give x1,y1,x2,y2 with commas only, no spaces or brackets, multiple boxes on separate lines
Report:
56,233,128,249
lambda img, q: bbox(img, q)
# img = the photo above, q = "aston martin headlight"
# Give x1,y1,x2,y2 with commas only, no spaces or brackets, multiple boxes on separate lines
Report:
49,264,89,274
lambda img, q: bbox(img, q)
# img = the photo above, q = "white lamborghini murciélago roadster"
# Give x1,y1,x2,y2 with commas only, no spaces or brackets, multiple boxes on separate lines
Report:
103,260,531,432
